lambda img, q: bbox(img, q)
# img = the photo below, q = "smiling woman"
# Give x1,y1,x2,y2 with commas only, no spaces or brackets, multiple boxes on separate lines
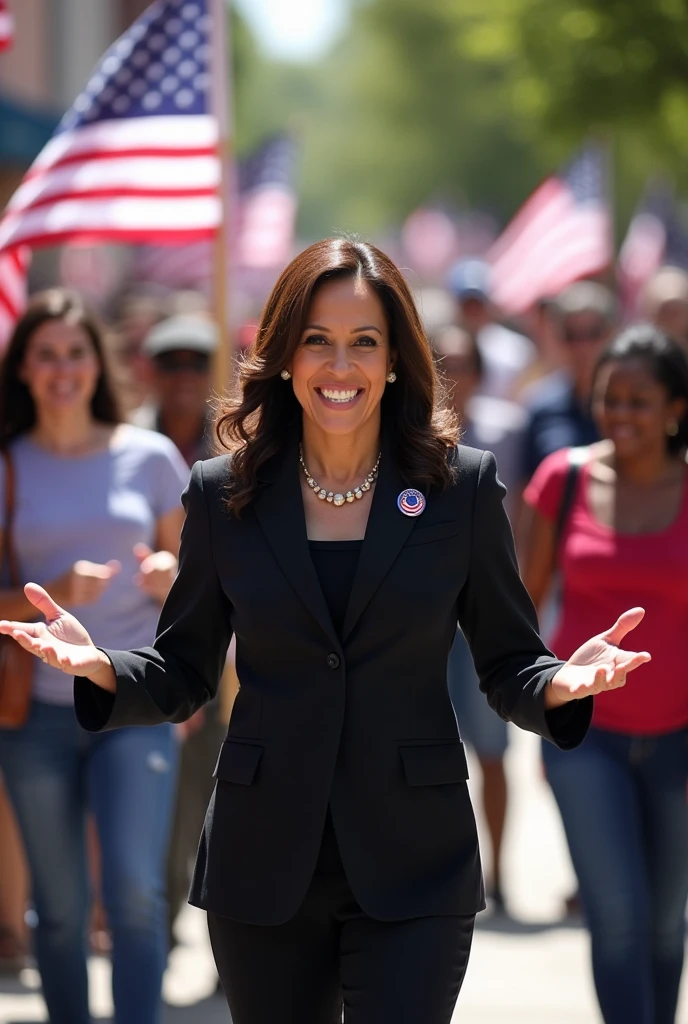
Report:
0,242,652,1024
216,237,457,517
0,289,189,1024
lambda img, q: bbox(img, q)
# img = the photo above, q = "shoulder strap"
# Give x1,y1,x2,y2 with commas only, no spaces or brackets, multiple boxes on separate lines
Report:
554,447,586,549
0,448,19,586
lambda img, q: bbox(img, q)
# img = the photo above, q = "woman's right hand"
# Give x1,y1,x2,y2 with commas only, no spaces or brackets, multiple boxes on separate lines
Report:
48,559,121,607
0,584,116,691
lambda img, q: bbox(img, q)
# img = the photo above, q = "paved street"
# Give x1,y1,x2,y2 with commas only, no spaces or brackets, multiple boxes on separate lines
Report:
1,728,686,1022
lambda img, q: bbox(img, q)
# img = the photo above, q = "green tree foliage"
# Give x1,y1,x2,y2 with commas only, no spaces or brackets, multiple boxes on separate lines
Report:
230,0,688,239
454,0,688,223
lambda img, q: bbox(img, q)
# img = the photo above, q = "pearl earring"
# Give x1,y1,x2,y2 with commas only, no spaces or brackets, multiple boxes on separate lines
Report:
386,371,397,383
666,420,679,436
280,369,291,380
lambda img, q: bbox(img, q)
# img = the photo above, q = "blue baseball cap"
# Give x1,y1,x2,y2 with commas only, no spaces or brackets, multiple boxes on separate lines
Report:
447,259,491,302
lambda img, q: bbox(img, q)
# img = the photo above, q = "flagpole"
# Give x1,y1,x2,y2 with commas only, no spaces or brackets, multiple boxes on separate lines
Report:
210,0,235,397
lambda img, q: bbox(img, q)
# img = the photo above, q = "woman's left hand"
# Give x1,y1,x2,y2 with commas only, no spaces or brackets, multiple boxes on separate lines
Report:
133,544,178,605
546,607,651,710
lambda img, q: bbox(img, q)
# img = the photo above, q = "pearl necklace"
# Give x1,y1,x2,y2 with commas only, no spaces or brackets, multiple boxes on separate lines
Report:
299,445,381,507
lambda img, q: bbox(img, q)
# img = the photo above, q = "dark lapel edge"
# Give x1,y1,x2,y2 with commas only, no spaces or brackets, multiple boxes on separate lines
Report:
342,432,415,642
253,432,337,646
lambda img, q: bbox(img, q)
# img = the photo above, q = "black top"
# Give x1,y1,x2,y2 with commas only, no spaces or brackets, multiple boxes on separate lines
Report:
309,540,363,638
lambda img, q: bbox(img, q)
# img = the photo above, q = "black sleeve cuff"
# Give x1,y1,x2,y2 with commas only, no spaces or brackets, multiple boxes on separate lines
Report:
544,696,593,750
73,675,116,732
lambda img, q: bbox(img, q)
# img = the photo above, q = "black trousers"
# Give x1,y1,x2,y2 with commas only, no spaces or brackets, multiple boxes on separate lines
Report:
207,813,475,1024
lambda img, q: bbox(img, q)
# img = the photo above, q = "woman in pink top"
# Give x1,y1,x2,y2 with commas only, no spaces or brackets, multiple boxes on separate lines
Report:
521,325,688,1024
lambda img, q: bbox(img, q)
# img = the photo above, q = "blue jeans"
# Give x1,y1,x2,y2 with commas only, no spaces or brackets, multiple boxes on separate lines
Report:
543,725,688,1024
447,630,508,760
0,700,178,1024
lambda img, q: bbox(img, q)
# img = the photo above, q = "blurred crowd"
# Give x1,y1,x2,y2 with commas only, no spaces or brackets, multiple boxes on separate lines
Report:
0,249,686,1024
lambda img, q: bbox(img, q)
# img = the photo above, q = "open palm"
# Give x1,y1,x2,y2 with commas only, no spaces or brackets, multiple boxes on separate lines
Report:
549,607,651,707
0,583,105,678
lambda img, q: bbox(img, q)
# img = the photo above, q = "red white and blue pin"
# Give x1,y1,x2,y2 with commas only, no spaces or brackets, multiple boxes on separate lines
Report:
397,488,426,517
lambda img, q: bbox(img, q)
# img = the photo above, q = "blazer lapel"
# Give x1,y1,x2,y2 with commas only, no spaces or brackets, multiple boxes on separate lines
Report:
254,435,337,645
342,434,415,643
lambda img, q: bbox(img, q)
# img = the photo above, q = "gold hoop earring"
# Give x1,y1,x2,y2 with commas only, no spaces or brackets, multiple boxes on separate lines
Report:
386,371,397,383
280,369,291,381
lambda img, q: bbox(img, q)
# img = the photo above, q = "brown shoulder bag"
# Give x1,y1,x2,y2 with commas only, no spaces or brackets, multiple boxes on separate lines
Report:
0,448,33,728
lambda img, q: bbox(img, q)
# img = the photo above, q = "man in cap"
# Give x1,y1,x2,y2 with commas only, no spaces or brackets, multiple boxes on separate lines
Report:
133,314,218,464
447,259,535,400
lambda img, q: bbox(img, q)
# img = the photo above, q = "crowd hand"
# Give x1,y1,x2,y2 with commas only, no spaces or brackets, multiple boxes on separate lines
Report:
133,544,178,604
546,607,651,709
0,583,110,682
48,559,121,608
176,707,206,741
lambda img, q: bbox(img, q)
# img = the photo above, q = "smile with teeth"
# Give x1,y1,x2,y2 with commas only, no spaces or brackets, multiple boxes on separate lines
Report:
316,387,363,404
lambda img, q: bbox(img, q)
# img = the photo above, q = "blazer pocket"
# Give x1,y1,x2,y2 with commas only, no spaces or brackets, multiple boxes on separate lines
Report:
404,522,458,547
399,741,469,786
213,740,264,785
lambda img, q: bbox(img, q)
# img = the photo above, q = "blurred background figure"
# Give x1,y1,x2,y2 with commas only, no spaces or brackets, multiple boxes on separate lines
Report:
520,281,617,484
0,289,188,1024
515,297,566,397
133,314,217,466
447,259,535,401
133,312,229,953
642,266,688,350
519,325,688,1024
433,323,526,912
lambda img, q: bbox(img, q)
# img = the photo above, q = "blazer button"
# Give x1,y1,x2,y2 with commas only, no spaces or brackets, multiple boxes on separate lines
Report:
326,653,341,670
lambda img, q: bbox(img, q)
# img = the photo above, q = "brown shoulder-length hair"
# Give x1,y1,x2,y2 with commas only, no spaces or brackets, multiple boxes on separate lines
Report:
0,288,122,447
216,238,459,514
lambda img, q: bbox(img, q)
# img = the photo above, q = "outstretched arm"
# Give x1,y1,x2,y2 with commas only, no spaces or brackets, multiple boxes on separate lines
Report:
0,461,233,731
457,452,649,747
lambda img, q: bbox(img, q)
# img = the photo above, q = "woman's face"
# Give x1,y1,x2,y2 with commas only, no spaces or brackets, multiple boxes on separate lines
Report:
19,319,101,417
592,357,686,459
289,276,394,438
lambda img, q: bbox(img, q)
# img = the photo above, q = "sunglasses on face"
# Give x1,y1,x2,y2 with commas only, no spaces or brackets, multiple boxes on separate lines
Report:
154,352,211,374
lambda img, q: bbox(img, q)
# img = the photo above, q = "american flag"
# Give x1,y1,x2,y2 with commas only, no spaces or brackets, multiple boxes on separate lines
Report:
618,180,688,313
134,133,297,287
618,181,672,306
0,247,28,347
236,134,297,269
0,2,14,53
488,145,612,315
0,0,219,252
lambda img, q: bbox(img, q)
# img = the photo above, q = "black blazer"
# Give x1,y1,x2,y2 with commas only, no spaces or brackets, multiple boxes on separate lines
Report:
75,433,591,925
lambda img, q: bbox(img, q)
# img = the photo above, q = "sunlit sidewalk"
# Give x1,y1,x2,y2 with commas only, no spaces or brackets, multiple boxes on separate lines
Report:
1,729,686,1023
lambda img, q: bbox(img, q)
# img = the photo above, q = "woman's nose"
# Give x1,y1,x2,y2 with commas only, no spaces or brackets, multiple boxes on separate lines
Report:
330,344,353,373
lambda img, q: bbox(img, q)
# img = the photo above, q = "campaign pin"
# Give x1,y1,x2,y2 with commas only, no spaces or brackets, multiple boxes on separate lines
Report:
397,488,426,517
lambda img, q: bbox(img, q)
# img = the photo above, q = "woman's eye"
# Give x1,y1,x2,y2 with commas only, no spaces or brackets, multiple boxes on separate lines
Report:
303,335,328,346
354,335,377,347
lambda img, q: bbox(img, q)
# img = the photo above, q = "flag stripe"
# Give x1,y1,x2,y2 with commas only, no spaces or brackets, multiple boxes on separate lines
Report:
0,248,30,347
0,195,221,250
0,4,14,51
30,116,219,171
24,146,218,179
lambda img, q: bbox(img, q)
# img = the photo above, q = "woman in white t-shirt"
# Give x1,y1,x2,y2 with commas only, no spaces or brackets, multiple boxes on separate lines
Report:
0,290,189,1024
